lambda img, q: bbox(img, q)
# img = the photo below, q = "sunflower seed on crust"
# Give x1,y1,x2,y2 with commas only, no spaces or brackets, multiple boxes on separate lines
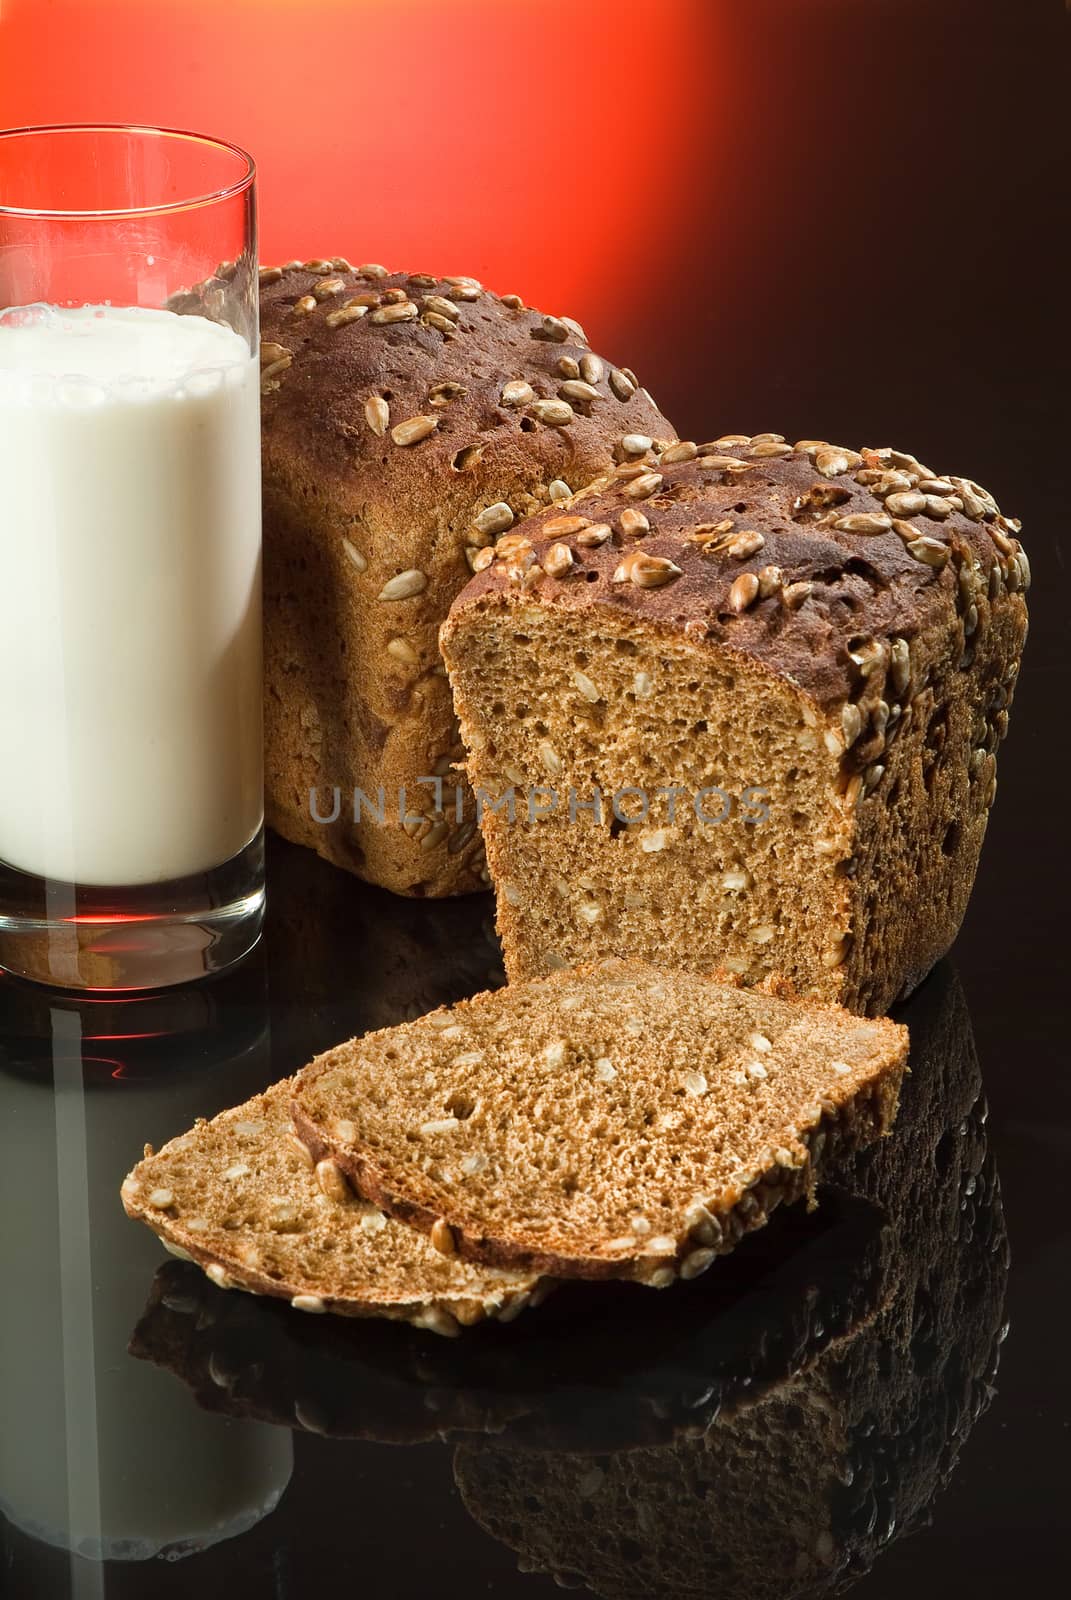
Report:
391,415,439,446
613,551,682,589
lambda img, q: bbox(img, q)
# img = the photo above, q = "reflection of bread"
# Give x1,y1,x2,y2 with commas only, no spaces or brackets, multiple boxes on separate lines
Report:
454,965,1008,1597
129,1261,528,1446
264,832,505,1048
127,1185,887,1453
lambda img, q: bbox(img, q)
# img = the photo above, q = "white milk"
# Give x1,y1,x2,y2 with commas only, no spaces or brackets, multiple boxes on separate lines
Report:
0,305,262,887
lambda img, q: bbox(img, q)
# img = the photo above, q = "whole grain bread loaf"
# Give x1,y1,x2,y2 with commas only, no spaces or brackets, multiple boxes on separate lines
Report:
290,960,907,1283
255,258,675,896
440,432,1029,1012
120,1082,543,1336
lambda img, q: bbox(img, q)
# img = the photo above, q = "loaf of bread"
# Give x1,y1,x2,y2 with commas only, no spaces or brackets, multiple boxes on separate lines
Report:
120,1082,543,1336
441,433,1029,1012
256,258,675,896
290,960,907,1283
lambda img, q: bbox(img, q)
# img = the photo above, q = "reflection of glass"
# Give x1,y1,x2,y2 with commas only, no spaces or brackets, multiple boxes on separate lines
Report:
0,953,292,1565
0,124,264,991
450,967,1008,1597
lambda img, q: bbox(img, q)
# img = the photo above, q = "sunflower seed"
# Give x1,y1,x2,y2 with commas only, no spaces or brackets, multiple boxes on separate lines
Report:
782,581,813,609
833,513,892,535
728,530,765,559
292,294,317,315
378,569,428,601
149,1188,174,1208
260,341,291,366
259,265,284,285
370,300,418,324
537,740,561,774
613,551,682,589
815,446,862,476
889,636,911,695
391,415,439,446
575,520,612,547
578,353,604,385
422,294,460,322
758,564,783,597
822,936,850,969
534,314,570,342
612,511,647,543
885,491,927,516
609,368,636,400
624,471,663,500
548,478,572,501
659,440,699,464
422,312,457,334
729,572,760,612
471,546,495,572
365,396,390,435
907,536,950,568
620,432,654,455
717,871,751,896
495,532,534,560
316,1160,351,1203
841,703,864,746
501,379,535,407
543,542,575,578
324,305,366,330
312,276,346,301
542,514,591,538
750,441,794,458
532,399,574,426
474,502,515,536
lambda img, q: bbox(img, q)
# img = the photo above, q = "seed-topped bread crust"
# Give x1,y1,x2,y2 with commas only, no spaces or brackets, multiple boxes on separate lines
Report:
441,433,1028,1011
120,1081,543,1337
290,961,907,1283
246,257,676,896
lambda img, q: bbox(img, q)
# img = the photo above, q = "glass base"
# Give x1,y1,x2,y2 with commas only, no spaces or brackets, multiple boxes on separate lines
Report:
0,828,265,993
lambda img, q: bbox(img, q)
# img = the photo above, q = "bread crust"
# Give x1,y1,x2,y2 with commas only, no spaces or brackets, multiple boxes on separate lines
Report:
256,261,675,895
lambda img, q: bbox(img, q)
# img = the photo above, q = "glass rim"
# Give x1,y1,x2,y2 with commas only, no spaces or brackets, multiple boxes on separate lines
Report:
0,123,256,220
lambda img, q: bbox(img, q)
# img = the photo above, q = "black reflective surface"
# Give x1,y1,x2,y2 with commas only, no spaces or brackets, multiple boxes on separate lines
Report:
1,822,1067,1599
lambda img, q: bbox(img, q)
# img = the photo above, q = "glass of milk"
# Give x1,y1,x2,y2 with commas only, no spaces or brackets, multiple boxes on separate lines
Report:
0,125,265,991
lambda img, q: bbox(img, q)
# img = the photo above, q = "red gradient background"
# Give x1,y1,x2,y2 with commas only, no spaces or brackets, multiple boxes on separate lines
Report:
0,0,709,350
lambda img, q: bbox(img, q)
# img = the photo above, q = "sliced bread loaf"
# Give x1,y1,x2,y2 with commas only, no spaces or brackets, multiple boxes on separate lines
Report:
120,1082,543,1336
290,961,907,1284
440,432,1028,1012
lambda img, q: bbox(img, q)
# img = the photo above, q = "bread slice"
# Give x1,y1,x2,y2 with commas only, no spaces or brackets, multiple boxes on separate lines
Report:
290,960,907,1283
120,1082,544,1336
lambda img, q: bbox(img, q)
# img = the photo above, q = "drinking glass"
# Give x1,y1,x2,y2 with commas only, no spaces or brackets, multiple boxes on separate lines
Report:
0,125,264,990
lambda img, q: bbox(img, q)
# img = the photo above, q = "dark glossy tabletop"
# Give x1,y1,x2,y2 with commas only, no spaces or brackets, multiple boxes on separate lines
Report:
1,812,1068,1599
1,3,1067,1595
